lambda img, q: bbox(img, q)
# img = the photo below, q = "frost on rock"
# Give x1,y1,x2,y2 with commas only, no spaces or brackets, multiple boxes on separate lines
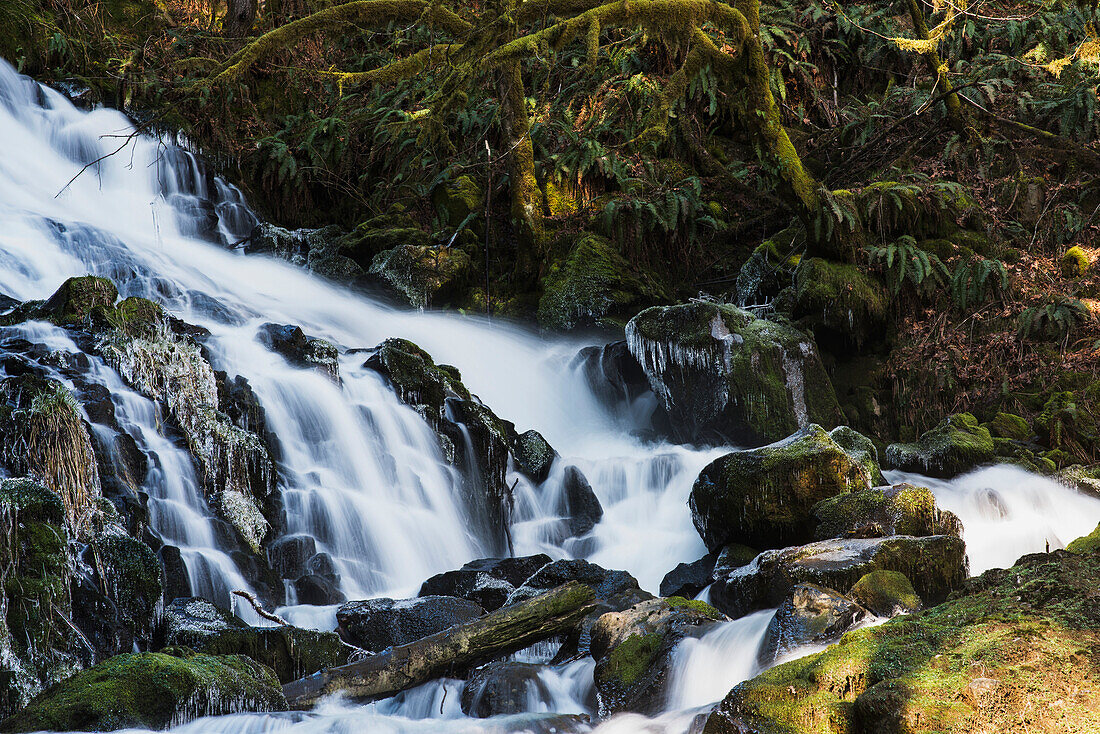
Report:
98,324,275,552
626,302,843,446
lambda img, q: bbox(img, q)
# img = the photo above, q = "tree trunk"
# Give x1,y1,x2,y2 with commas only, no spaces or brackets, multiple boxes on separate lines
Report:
223,0,258,37
905,0,978,142
282,582,597,709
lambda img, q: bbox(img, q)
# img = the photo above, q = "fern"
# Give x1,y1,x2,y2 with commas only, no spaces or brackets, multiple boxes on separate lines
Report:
866,236,949,296
951,259,1008,311
1016,298,1092,343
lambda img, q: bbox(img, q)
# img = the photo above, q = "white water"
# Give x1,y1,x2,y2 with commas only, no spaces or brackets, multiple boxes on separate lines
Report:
2,58,1099,734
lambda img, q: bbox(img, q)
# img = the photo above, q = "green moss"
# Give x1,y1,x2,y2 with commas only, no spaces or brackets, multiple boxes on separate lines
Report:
89,534,163,632
665,596,725,620
1066,522,1100,554
603,633,662,689
39,276,118,326
1061,246,1089,277
433,174,484,228
988,412,1031,441
370,244,471,308
104,297,164,336
885,413,995,478
791,258,889,347
847,570,921,616
811,483,959,541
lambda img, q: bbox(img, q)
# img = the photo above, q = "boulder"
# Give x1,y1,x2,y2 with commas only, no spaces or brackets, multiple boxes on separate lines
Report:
461,661,553,718
257,322,340,382
506,559,648,609
158,598,353,683
419,554,552,611
709,535,967,619
369,244,470,308
434,175,484,228
537,233,666,331
335,596,485,652
1066,521,1100,554
36,275,118,326
511,429,557,483
625,302,843,445
561,465,603,537
294,574,346,606
0,650,286,733
591,597,726,715
659,551,719,599
886,413,995,478
690,425,878,552
811,483,962,541
847,570,922,617
757,584,869,666
790,258,889,349
571,340,651,409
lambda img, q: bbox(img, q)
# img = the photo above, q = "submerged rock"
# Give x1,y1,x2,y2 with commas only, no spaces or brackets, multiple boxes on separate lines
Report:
561,465,603,537
757,584,869,666
811,482,962,541
257,322,340,382
369,244,471,308
461,661,553,718
690,425,879,552
0,650,287,732
335,596,485,652
886,413,995,478
626,302,843,446
709,534,967,619
419,554,553,611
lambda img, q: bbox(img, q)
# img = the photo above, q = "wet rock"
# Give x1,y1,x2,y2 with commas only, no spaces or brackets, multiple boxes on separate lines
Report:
506,559,647,608
247,223,360,286
709,535,967,619
369,244,471,308
847,570,922,617
790,258,889,349
659,551,719,599
571,340,651,409
419,554,552,611
36,275,118,326
690,424,878,552
257,322,340,383
267,534,317,580
562,465,603,537
158,545,193,602
591,597,726,715
0,649,286,732
335,596,485,652
511,429,557,483
811,482,962,541
294,574,346,606
537,233,667,331
461,661,552,718
886,413,995,478
757,584,869,666
626,302,843,446
158,597,353,683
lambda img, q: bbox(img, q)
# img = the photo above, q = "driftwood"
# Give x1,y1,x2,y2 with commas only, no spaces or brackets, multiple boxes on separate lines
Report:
283,581,596,708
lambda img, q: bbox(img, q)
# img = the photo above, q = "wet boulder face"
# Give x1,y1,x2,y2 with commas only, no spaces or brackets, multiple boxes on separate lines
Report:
626,302,843,446
335,596,485,652
709,535,967,619
571,340,651,410
537,234,667,332
461,661,554,718
690,425,879,552
419,554,552,611
659,551,719,599
811,483,962,541
512,429,557,483
369,244,471,309
591,597,727,715
506,559,647,608
248,223,364,284
847,570,922,617
561,466,603,537
158,598,353,683
886,413,995,478
790,258,889,349
757,584,869,666
0,649,287,733
257,322,340,383
35,275,118,326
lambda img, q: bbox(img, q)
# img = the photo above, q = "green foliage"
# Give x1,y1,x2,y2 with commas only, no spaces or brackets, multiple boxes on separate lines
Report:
866,236,949,297
1016,297,1092,343
597,175,721,264
950,258,1008,312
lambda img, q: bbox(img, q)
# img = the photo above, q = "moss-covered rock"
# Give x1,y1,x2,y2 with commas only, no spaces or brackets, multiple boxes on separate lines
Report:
369,244,471,309
811,483,962,541
626,302,844,446
734,240,798,306
433,174,484,228
257,322,340,382
85,532,163,639
1061,245,1089,277
1066,521,1100,554
537,233,666,331
988,411,1031,442
37,276,118,326
709,534,966,619
885,413,995,478
591,597,726,715
703,550,1100,734
510,429,557,483
0,649,287,732
758,584,869,666
690,425,879,552
847,569,922,617
791,258,889,348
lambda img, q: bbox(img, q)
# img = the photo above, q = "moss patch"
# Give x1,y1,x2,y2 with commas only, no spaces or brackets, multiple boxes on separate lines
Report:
885,413,995,478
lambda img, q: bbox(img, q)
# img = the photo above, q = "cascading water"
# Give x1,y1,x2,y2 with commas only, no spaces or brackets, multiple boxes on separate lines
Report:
2,56,1099,733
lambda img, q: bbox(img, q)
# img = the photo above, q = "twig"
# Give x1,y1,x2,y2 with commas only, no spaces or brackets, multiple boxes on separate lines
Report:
233,589,289,626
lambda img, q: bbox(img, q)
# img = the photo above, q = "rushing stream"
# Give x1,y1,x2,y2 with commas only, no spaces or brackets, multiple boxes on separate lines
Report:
2,58,1100,733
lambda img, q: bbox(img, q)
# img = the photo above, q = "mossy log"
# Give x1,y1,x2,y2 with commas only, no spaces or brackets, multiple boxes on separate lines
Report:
282,581,596,708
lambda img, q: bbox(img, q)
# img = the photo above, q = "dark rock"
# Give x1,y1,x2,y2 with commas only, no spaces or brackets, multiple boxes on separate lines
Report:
268,535,317,580
562,466,603,537
571,340,651,409
885,413,995,478
660,551,719,599
757,584,869,666
811,482,962,541
257,323,340,383
506,559,645,607
419,554,553,611
368,244,471,308
159,545,193,602
461,662,552,718
336,595,485,652
511,429,557,483
294,574,346,606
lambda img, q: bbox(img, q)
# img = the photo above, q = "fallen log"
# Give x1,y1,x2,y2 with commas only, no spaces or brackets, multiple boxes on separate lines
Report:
283,581,596,708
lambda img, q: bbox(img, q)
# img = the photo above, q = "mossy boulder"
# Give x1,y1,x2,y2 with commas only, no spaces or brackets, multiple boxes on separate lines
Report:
537,233,666,331
847,570,922,617
78,532,163,645
159,598,353,683
988,412,1031,442
433,174,484,228
790,258,889,348
690,425,879,552
626,302,844,446
1066,521,1100,554
0,650,287,732
591,597,726,715
257,322,340,382
369,244,471,309
703,550,1100,734
709,534,967,619
758,584,869,666
885,413,995,478
37,276,118,326
511,429,557,483
1061,245,1089,277
811,483,962,541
